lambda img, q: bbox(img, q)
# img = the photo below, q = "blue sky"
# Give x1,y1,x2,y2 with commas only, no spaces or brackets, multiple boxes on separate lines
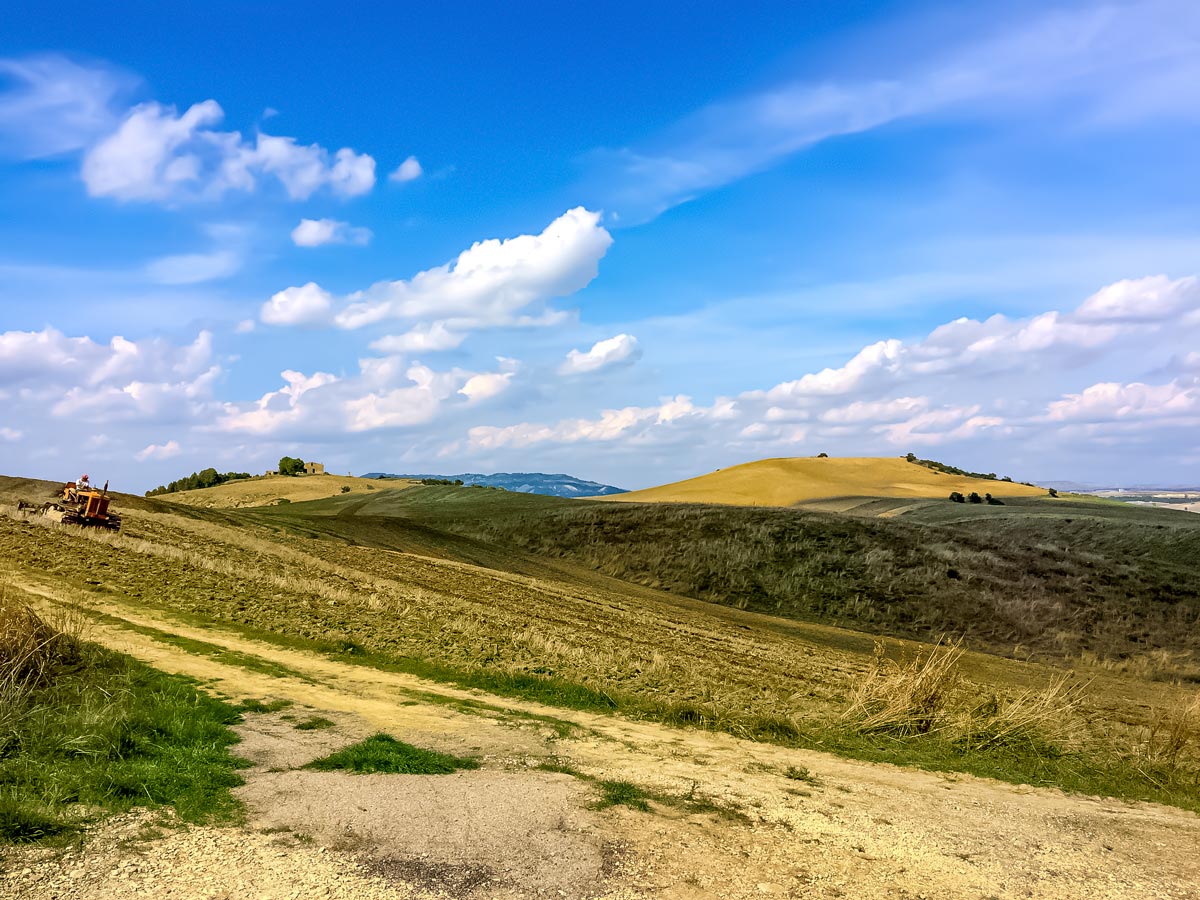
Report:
1,0,1198,491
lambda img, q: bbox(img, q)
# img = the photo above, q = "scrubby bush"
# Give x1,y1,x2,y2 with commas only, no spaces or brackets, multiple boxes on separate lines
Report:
967,492,983,504
949,491,965,503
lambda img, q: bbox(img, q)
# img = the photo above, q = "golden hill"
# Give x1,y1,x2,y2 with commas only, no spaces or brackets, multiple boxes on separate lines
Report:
165,474,413,509
604,456,1047,507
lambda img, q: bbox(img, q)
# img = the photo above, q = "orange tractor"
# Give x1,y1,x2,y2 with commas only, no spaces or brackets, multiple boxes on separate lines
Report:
18,476,122,531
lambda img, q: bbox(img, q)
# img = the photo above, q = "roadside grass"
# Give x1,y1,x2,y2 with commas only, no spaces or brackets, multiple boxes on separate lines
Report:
303,734,478,775
47,587,1200,813
0,595,245,844
783,766,820,785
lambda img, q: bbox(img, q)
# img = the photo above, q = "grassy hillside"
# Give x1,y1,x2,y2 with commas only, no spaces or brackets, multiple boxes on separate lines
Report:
251,485,1200,674
607,456,1047,506
2,478,1197,811
166,474,410,509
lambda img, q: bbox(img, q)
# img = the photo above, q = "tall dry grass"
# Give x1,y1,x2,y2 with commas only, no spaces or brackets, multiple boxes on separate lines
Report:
842,640,964,736
842,638,1086,753
0,588,85,745
1136,693,1200,775
954,676,1085,752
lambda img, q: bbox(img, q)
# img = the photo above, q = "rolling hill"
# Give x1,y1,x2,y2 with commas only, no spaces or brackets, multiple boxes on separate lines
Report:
606,456,1048,507
164,473,411,509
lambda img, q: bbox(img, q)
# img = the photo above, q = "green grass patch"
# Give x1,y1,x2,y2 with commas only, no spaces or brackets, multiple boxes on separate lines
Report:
592,780,651,812
238,698,292,713
0,645,245,844
293,716,335,731
303,734,479,775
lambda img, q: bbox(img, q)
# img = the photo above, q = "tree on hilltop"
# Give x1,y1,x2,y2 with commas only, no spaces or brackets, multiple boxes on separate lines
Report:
278,456,305,477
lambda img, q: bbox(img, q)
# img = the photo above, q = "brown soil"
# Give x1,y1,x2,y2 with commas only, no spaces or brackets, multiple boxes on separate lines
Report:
4,579,1199,900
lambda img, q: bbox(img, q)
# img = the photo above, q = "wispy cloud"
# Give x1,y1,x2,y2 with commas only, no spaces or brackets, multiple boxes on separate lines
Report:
145,250,240,285
0,54,137,158
135,440,182,461
590,1,1200,222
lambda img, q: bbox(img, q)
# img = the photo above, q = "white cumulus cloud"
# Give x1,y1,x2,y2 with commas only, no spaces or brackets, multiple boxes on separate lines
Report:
369,322,465,354
559,333,641,375
81,99,376,203
290,218,373,248
460,272,1200,463
260,282,335,327
389,156,423,182
262,208,612,339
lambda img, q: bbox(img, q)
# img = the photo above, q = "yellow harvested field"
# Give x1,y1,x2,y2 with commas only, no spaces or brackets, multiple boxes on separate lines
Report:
605,456,1047,507
167,474,413,509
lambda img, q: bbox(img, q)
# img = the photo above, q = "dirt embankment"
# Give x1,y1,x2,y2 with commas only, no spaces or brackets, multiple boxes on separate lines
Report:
5,579,1199,900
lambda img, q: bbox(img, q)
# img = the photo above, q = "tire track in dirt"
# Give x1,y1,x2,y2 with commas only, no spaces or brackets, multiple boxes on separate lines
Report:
7,576,1200,899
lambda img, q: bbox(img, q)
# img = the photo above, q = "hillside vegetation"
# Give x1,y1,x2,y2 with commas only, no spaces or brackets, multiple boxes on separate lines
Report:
607,456,1047,507
267,485,1200,673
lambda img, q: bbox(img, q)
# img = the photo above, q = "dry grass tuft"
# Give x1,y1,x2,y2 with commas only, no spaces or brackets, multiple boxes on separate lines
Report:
842,640,964,736
0,589,85,746
1138,693,1200,773
0,590,83,693
954,676,1086,752
843,638,1086,754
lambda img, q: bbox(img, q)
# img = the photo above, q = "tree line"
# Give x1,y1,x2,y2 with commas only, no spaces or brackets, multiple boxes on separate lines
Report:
145,468,252,496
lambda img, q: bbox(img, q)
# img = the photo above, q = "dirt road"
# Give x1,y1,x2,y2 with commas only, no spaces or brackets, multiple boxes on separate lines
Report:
5,578,1200,900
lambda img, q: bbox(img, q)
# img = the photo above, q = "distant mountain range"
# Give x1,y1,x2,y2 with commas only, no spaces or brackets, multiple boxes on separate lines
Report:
360,472,627,498
1041,480,1200,493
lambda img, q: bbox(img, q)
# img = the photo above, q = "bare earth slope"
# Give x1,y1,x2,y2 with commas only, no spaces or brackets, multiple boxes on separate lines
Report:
606,456,1046,507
